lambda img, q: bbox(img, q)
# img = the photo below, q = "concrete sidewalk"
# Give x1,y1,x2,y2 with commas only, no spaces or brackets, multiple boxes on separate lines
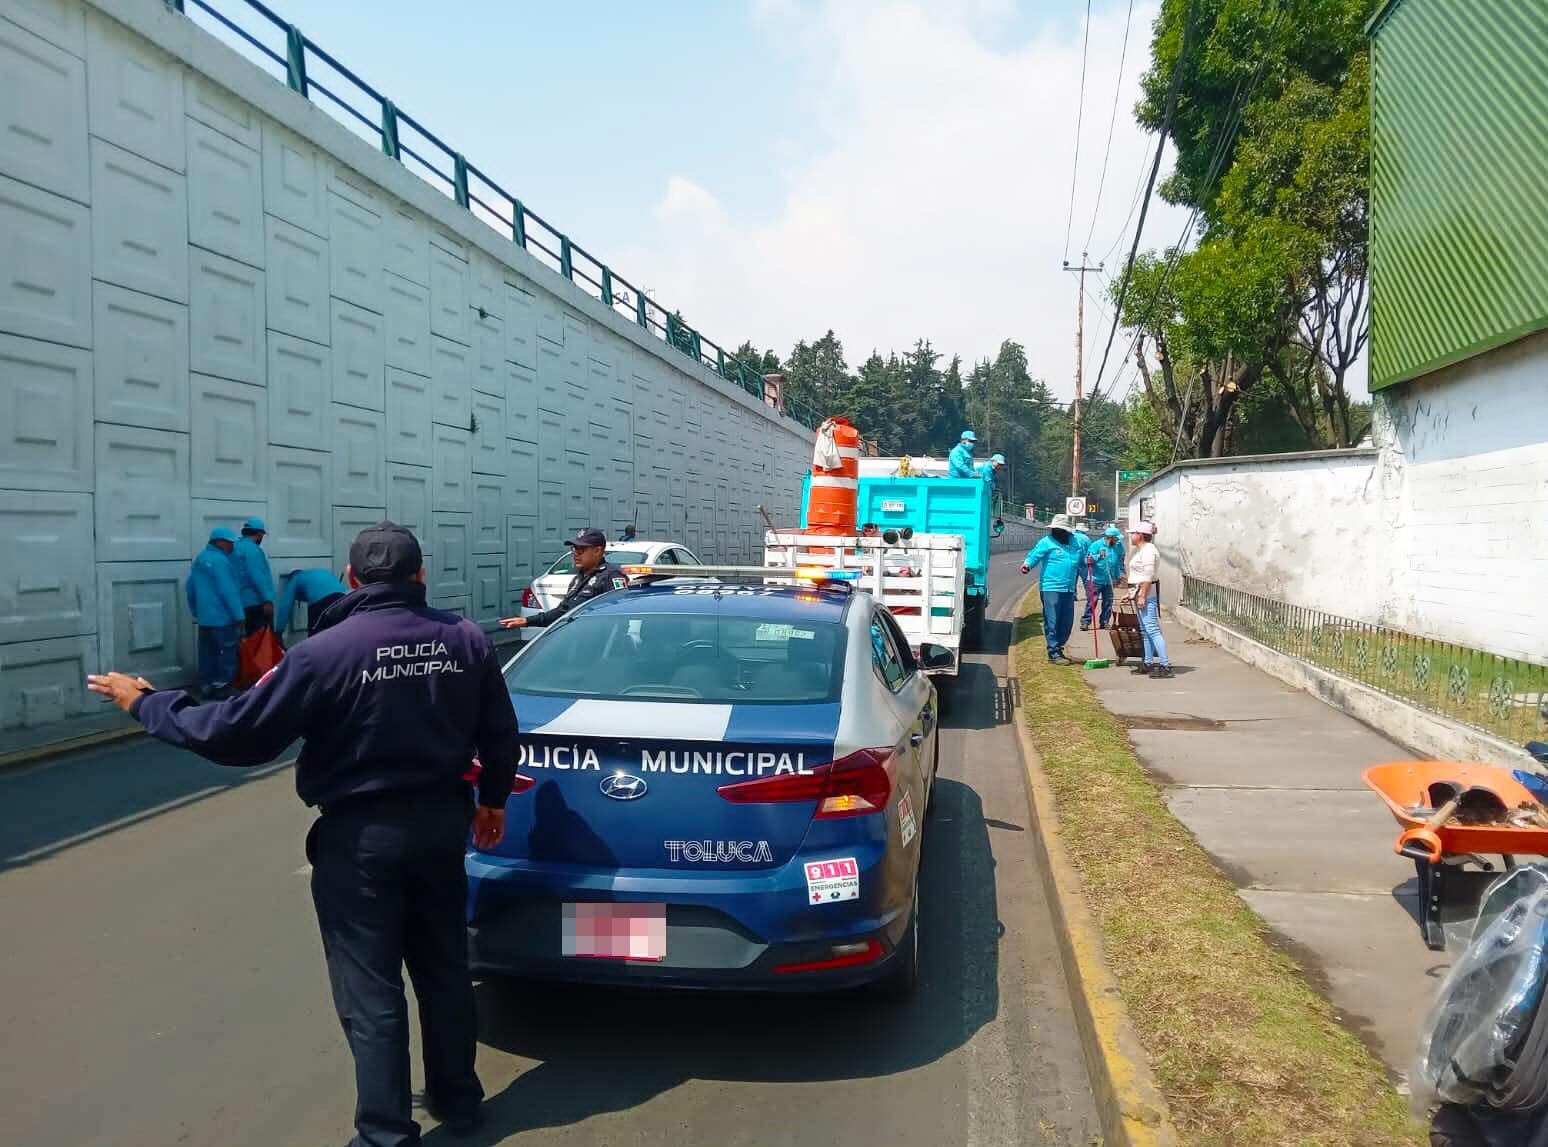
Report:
1080,613,1458,1082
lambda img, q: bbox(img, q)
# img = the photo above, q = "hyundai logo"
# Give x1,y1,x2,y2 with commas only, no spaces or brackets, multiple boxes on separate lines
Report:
599,772,648,801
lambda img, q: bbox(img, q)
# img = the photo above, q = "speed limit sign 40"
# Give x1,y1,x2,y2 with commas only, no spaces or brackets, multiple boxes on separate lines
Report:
1065,497,1086,517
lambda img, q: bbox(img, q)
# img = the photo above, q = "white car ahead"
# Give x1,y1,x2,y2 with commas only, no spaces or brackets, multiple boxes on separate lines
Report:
519,540,703,617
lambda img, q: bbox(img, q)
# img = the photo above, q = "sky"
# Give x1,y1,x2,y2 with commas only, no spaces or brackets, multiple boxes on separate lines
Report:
211,0,1364,403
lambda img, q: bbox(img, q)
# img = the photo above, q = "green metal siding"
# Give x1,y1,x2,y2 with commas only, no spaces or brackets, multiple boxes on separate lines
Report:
1369,0,1548,390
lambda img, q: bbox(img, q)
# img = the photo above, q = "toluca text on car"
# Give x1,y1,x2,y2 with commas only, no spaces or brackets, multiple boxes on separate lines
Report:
466,566,943,995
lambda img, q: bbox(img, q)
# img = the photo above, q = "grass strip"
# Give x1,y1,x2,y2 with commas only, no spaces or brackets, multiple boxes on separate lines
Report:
1013,608,1424,1147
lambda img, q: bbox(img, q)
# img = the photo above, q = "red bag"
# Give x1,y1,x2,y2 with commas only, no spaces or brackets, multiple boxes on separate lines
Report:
236,627,285,688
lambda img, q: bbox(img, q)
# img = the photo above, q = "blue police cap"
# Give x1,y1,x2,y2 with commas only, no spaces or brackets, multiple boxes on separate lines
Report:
348,521,423,583
565,527,608,548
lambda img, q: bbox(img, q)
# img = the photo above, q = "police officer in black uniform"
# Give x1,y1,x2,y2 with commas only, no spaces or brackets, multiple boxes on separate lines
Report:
499,526,625,631
88,522,518,1147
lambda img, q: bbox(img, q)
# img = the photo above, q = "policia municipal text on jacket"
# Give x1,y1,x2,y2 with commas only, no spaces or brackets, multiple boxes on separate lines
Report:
500,526,624,630
88,521,519,1146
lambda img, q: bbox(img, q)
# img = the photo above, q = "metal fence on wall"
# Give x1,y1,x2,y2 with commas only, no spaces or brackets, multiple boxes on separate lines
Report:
1183,576,1548,746
170,0,826,431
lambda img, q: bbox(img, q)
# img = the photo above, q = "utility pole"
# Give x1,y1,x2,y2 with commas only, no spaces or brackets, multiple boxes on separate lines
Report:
1063,254,1102,500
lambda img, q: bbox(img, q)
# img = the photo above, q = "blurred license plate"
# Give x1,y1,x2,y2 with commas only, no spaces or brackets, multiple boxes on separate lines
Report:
561,903,667,961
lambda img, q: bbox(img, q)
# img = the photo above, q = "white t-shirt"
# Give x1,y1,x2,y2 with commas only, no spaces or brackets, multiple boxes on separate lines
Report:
1127,541,1159,586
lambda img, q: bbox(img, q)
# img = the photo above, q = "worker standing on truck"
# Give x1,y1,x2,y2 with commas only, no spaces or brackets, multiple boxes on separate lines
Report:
975,453,1005,494
1020,514,1086,664
948,430,978,478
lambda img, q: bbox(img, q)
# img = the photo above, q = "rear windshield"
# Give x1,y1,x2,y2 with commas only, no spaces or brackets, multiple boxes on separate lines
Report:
505,610,846,703
546,549,649,576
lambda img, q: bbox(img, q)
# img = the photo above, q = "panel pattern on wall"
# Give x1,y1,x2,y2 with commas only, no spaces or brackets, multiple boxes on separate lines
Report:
0,0,808,728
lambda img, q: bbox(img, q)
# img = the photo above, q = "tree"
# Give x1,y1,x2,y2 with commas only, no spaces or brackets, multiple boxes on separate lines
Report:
963,341,1055,508
783,330,849,418
729,341,782,376
1123,0,1375,456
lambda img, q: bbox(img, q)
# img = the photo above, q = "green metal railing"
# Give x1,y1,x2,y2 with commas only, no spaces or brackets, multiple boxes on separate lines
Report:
1182,576,1548,745
167,0,824,432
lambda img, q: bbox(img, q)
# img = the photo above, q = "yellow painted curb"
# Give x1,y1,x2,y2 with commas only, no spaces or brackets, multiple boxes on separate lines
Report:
1009,586,1179,1147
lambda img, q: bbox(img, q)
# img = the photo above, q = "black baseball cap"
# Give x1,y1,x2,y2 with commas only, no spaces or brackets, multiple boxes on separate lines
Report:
348,521,423,583
565,527,607,549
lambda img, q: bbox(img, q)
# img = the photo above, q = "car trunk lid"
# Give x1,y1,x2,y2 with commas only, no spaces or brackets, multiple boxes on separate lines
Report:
488,694,843,870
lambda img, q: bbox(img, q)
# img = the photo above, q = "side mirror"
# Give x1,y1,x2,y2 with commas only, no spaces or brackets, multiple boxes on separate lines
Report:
919,643,955,671
992,518,1005,537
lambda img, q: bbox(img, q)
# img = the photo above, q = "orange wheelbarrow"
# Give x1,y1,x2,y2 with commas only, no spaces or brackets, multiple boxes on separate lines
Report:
1364,761,1548,950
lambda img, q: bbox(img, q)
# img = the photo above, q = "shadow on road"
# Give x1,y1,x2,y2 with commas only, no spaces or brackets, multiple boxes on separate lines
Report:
429,776,1002,1144
939,663,1011,732
0,737,293,870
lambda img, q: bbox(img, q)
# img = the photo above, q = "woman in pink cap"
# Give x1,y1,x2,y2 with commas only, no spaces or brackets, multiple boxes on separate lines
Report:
1125,521,1173,678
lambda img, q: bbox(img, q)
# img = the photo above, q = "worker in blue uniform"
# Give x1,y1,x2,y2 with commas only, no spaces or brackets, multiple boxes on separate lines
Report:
276,567,349,636
619,522,638,542
185,526,245,699
1020,514,1087,663
231,517,276,635
948,430,978,478
975,452,1006,492
89,522,519,1146
1082,525,1125,630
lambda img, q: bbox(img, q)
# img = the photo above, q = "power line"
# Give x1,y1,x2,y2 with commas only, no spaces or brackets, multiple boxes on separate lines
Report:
1088,11,1282,411
1081,0,1196,408
1081,0,1137,256
1098,150,1151,267
1061,0,1095,264
1087,77,1247,409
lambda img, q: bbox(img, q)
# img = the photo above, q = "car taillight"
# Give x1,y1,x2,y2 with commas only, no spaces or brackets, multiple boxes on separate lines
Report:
520,586,539,609
466,757,536,796
716,748,894,818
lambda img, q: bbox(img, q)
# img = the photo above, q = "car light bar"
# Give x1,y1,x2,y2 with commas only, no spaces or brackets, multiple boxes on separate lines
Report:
618,564,857,590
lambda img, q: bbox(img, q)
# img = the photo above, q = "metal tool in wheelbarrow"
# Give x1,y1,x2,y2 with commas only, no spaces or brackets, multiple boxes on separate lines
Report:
1413,865,1548,1146
1399,784,1511,865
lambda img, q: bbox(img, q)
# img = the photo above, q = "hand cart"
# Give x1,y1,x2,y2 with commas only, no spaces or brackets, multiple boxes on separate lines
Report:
1108,599,1145,665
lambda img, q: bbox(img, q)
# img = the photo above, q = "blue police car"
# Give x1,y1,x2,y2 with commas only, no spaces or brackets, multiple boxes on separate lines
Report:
466,573,943,994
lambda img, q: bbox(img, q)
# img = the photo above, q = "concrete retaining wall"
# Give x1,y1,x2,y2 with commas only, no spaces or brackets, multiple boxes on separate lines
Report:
0,0,811,728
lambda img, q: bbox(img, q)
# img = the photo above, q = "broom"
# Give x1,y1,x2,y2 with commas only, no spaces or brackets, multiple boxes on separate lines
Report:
1083,553,1112,668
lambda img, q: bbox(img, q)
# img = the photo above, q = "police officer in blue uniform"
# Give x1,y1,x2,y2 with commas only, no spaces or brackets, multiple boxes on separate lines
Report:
88,522,519,1146
499,526,623,630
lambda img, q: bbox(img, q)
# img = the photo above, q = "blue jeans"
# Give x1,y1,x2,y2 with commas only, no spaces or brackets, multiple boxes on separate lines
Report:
1040,590,1075,658
1139,596,1169,667
1086,583,1114,628
196,623,239,691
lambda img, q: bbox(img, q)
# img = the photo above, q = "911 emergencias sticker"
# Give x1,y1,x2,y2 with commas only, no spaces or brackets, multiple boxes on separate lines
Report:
804,857,860,904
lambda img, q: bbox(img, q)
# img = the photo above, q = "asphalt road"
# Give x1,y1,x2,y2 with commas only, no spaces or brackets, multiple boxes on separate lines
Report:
0,554,1098,1146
